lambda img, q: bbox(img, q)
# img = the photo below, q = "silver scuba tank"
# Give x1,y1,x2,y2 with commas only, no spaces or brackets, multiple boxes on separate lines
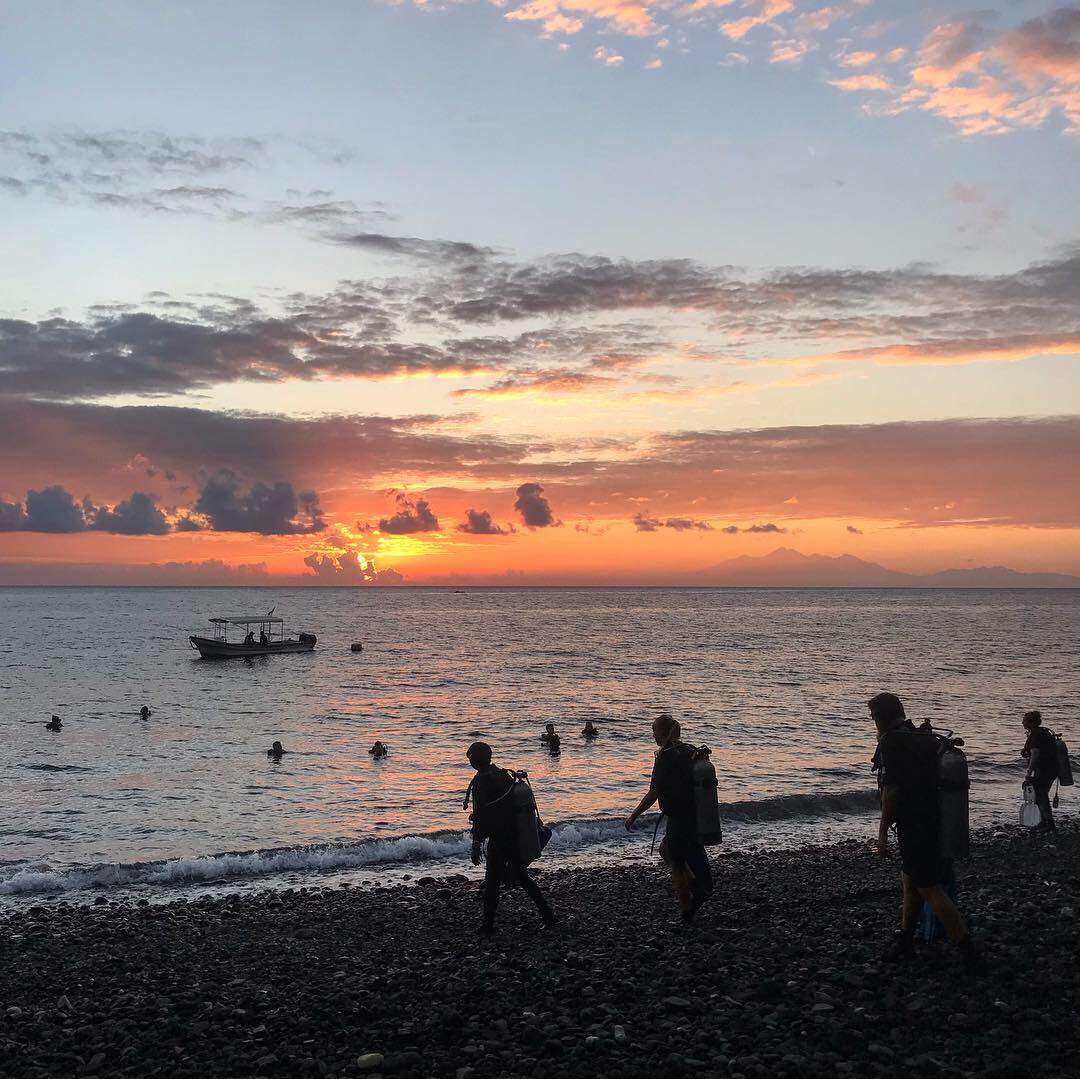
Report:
692,753,723,846
511,771,543,865
936,736,970,860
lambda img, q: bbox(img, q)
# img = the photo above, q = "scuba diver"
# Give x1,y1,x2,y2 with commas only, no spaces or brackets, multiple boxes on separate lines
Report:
267,740,285,760
45,714,63,732
464,741,556,936
369,740,388,759
870,692,983,972
625,713,714,926
582,721,600,740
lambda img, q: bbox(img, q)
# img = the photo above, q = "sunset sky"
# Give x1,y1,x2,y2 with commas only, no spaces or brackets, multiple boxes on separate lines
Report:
2,0,1079,584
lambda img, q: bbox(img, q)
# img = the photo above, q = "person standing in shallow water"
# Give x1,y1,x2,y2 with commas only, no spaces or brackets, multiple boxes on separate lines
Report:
625,713,714,926
1021,710,1058,832
464,741,556,937
870,692,983,972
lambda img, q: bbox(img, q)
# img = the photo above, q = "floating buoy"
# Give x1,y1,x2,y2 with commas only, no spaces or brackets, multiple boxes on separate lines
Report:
350,641,363,652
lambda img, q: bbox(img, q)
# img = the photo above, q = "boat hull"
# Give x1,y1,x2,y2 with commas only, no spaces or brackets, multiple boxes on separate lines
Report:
189,635,316,659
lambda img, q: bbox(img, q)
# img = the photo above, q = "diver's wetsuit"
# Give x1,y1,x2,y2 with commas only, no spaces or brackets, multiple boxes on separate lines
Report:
470,766,555,931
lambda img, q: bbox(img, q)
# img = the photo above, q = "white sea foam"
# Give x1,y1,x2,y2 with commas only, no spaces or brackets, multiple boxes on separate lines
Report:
0,788,880,897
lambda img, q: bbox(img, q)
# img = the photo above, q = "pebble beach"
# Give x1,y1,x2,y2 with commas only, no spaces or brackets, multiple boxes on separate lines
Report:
2,822,1077,1079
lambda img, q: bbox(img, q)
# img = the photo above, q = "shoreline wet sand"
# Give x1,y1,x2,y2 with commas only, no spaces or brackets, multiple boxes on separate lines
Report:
2,824,1077,1078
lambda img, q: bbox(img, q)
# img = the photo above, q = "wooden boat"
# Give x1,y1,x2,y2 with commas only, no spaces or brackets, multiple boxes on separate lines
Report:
188,612,316,659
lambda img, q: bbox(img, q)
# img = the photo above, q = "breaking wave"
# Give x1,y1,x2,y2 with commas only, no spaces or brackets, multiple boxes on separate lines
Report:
0,787,878,897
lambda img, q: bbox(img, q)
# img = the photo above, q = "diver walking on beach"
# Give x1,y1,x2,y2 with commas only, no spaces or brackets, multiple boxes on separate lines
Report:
464,741,556,936
869,692,983,972
625,713,715,925
1021,710,1058,832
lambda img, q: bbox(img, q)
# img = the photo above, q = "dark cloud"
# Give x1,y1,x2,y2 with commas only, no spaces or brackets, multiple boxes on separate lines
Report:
634,512,711,532
717,522,788,534
514,482,558,528
0,130,379,233
88,491,170,535
333,232,495,264
6,242,1080,404
664,517,712,531
846,524,864,535
378,495,440,535
457,508,509,535
0,485,175,534
194,473,325,534
0,398,537,497
24,486,86,532
0,311,500,400
303,551,404,584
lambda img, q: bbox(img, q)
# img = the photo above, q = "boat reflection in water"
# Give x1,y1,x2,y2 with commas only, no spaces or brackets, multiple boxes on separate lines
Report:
188,610,316,659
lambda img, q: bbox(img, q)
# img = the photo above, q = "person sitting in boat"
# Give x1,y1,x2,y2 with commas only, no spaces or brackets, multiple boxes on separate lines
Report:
267,740,285,760
45,714,63,732
244,630,255,645
582,720,600,740
259,629,269,646
369,740,388,759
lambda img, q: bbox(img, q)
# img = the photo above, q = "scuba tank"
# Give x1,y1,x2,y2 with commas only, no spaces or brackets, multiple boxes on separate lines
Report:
1020,781,1042,827
932,728,969,860
510,770,543,865
1052,731,1074,787
692,750,723,846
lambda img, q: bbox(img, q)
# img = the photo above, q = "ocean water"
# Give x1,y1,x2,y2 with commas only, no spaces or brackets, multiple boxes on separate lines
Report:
1,586,1077,901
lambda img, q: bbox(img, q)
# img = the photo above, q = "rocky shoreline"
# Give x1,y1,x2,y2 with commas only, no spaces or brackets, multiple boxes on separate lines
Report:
2,823,1077,1078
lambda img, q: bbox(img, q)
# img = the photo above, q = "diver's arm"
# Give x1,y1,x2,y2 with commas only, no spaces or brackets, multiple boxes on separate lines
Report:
878,784,899,855
626,789,658,830
1026,747,1040,779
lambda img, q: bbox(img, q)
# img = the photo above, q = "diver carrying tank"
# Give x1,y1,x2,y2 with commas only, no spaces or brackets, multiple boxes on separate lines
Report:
933,728,970,860
692,747,723,846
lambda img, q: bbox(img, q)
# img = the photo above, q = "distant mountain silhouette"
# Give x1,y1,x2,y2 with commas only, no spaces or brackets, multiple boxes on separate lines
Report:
691,547,1080,588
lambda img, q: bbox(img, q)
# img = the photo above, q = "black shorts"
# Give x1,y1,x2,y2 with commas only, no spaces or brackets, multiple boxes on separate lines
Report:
897,821,945,889
662,818,697,867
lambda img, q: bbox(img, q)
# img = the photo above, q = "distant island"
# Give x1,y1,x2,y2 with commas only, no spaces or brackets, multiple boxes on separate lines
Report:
680,547,1080,589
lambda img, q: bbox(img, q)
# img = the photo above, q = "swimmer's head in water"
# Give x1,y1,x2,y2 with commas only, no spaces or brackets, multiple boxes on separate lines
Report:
467,741,492,768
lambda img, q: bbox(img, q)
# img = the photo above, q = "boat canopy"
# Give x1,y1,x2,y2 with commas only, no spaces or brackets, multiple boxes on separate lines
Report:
209,616,285,625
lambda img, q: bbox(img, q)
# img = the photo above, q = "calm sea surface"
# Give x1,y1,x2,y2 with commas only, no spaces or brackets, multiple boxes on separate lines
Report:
1,587,1077,900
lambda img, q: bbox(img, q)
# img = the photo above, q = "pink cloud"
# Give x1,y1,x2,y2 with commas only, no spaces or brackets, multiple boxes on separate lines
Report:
830,73,891,92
